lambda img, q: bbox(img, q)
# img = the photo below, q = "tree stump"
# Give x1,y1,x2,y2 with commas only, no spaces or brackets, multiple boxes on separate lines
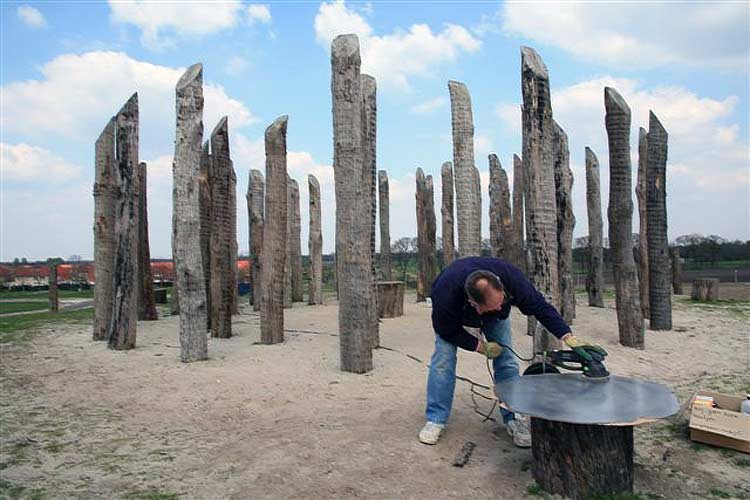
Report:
691,278,720,302
531,418,634,499
376,281,404,318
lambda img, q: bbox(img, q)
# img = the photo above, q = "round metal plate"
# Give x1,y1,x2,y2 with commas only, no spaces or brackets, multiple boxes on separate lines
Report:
494,374,680,425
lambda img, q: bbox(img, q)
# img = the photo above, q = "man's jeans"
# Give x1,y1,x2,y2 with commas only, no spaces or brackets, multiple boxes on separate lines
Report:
425,317,519,425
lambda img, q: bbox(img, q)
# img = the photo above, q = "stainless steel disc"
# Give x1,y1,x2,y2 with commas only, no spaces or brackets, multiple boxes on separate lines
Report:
494,374,680,425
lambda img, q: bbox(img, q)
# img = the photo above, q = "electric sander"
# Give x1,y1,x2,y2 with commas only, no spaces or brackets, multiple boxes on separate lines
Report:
523,345,610,380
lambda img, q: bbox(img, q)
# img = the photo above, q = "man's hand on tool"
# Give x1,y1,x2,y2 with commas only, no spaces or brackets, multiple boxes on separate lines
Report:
476,341,503,359
561,334,607,362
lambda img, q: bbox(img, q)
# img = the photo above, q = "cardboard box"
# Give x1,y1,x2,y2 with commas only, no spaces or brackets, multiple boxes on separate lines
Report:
689,391,750,453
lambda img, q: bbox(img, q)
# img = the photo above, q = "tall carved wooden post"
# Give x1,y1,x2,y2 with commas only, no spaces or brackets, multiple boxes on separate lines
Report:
585,147,605,308
308,174,323,305
290,178,303,303
416,168,437,301
48,264,59,312
511,154,525,272
198,141,212,327
520,46,561,352
489,154,512,259
378,170,392,279
636,128,650,318
260,116,288,344
284,176,294,309
671,247,683,295
93,117,116,341
137,161,158,321
173,63,208,362
332,34,374,373
553,122,575,324
604,87,644,348
646,111,671,331
209,117,234,338
109,93,139,351
361,75,379,347
441,161,456,266
448,81,482,257
248,169,264,311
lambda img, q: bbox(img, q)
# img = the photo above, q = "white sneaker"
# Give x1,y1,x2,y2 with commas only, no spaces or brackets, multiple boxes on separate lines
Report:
506,415,531,448
418,421,445,445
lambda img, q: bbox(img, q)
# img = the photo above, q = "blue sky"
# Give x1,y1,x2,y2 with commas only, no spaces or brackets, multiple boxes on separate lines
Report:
1,1,748,261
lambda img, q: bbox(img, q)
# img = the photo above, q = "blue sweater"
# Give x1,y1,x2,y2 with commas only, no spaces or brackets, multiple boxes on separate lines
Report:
430,257,571,351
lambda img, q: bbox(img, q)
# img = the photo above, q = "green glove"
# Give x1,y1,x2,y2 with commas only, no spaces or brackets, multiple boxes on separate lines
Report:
482,341,503,359
563,335,607,362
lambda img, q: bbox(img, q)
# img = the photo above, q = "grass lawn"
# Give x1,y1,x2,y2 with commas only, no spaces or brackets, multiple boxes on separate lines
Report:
0,289,94,300
0,301,50,315
0,307,92,345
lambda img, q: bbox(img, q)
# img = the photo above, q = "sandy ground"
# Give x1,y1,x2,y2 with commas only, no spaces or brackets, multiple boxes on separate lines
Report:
1,292,749,500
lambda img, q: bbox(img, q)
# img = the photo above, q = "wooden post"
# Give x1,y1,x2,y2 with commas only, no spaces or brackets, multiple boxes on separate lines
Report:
440,161,456,266
290,178,303,303
93,117,116,341
378,170,392,279
362,74,379,349
284,176,294,309
48,264,59,312
308,174,323,305
173,63,208,362
636,127,650,318
692,278,719,301
377,281,404,318
260,116,288,344
198,141,212,327
248,169,264,310
671,247,683,295
520,46,561,353
332,34,374,373
604,87,644,348
585,147,605,308
489,154,512,259
449,81,482,258
137,161,158,321
553,121,575,324
416,168,437,302
511,154,525,272
647,111,671,330
531,418,634,499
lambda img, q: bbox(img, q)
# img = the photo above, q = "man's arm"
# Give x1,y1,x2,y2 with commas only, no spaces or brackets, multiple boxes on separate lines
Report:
432,311,481,351
510,276,571,339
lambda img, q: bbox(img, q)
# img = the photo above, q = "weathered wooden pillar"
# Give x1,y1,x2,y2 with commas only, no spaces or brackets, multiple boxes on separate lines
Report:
646,111,671,331
416,168,438,302
378,170,392,279
231,174,239,316
604,87,644,348
361,75,379,346
248,169,264,311
260,116,288,344
440,161,456,266
489,154,512,259
284,176,294,308
93,117,116,341
198,141,212,327
137,161,158,321
531,418,634,499
636,127,650,318
553,122,575,324
520,46,561,352
109,93,139,351
511,154,525,272
308,174,323,305
332,34,374,373
48,264,59,312
290,178,303,303
671,247,683,295
173,63,208,362
692,278,719,301
377,281,404,318
448,81,482,257
209,117,234,338
585,147,605,308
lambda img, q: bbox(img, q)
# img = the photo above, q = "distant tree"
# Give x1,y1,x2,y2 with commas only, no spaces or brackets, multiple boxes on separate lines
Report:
20,257,27,264
68,254,82,262
13,258,20,264
574,236,589,249
392,237,416,282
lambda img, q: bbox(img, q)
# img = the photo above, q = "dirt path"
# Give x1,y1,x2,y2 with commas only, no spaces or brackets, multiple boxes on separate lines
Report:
1,293,748,499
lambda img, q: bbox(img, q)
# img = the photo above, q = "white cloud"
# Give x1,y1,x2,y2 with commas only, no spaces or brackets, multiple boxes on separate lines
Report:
247,4,271,25
314,1,481,90
17,5,47,29
224,55,250,76
410,97,447,114
502,2,749,71
474,134,493,162
1,143,81,181
1,51,257,150
496,75,749,239
109,0,243,49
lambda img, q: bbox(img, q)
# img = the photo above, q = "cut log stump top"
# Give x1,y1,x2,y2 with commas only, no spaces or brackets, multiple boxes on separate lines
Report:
495,374,679,425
